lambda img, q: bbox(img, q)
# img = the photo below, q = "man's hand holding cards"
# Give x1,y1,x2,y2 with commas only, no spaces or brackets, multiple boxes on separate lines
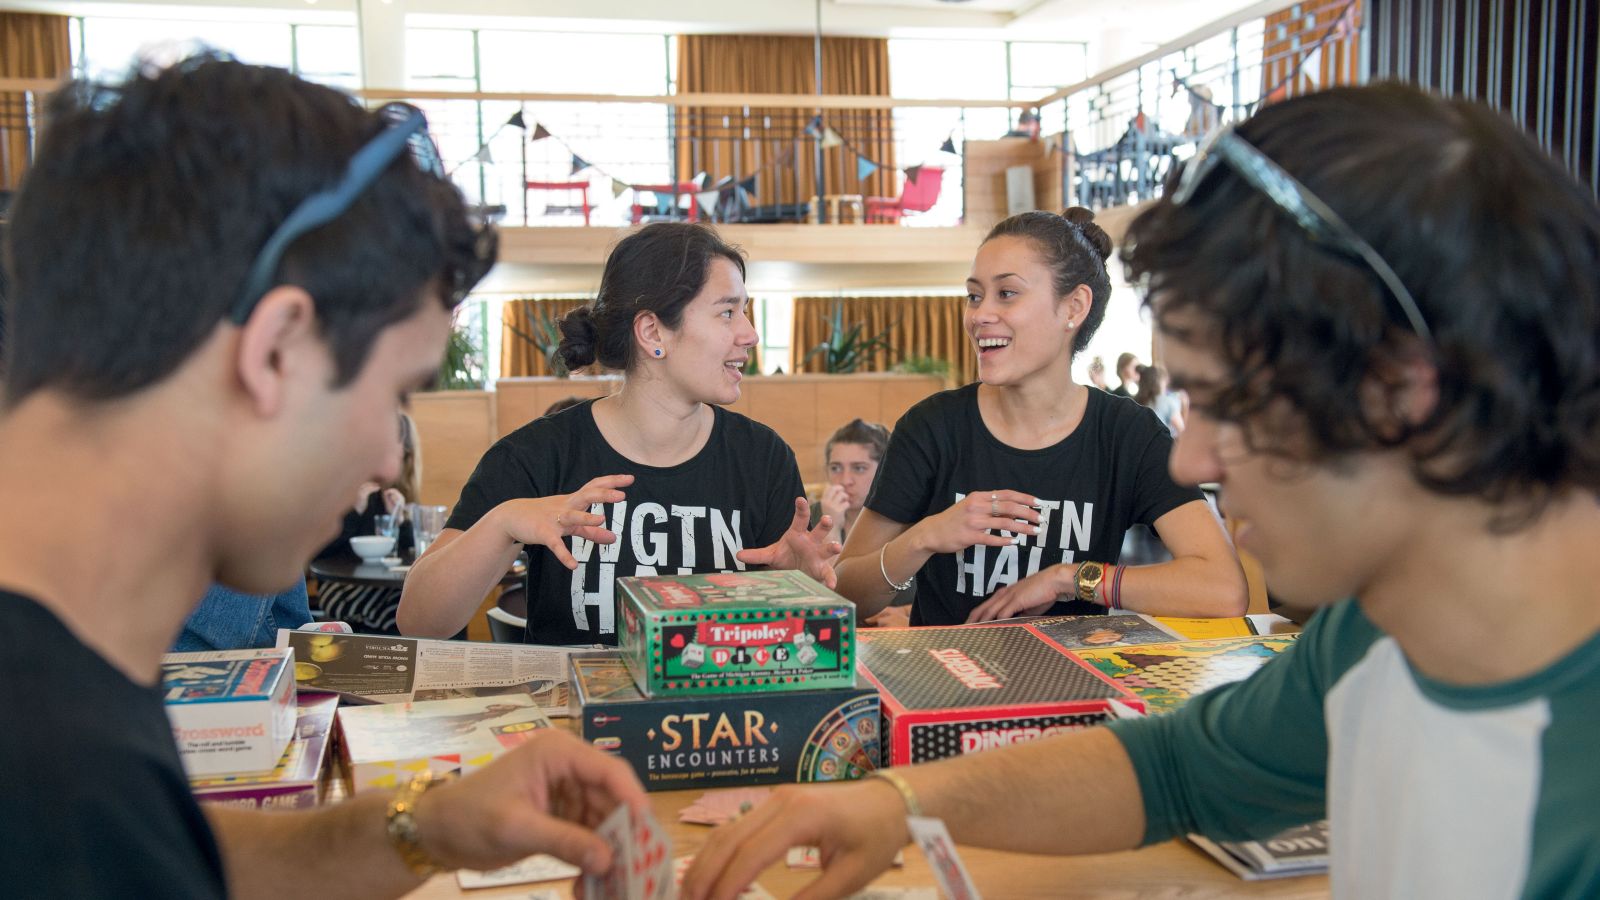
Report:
583,803,675,900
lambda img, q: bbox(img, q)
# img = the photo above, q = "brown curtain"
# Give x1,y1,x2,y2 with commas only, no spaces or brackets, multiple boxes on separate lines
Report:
500,298,591,377
1,13,70,190
675,35,895,207
790,295,975,385
1261,0,1362,105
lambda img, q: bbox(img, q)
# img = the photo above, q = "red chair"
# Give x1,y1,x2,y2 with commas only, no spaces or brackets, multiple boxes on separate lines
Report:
524,181,592,225
629,182,701,224
864,166,944,224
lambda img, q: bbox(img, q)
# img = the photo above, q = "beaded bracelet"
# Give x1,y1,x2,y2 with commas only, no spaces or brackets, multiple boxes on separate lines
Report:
879,544,914,592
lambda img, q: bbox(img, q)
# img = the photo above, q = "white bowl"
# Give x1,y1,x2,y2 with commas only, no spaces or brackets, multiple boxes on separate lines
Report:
350,535,396,561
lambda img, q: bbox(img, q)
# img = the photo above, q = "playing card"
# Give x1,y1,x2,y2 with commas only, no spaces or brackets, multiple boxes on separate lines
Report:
454,854,581,889
673,856,776,899
786,846,906,869
679,788,773,826
526,891,563,900
906,817,982,900
581,804,633,900
631,805,673,900
844,890,939,900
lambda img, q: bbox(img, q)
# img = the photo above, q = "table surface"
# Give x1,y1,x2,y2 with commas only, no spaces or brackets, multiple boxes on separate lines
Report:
404,780,1329,899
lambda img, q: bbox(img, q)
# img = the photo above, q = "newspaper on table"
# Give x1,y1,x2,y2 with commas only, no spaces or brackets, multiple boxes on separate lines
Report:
274,629,586,715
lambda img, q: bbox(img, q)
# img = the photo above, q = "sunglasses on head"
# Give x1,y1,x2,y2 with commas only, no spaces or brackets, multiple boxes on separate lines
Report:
232,102,489,324
1170,124,1436,348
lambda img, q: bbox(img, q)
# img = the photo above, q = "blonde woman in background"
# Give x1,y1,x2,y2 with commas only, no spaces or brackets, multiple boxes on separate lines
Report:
313,411,420,634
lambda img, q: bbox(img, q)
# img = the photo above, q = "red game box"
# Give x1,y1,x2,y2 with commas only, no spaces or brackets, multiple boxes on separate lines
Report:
858,623,1145,765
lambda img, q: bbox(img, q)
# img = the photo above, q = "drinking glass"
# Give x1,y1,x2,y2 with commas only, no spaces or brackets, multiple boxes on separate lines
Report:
408,504,448,558
373,514,398,539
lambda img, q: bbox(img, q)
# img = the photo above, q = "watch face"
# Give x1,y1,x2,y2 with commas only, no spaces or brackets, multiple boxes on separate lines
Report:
1081,562,1104,581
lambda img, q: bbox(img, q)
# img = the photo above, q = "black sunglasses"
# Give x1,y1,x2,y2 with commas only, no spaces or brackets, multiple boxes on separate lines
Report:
231,102,467,324
1171,124,1436,347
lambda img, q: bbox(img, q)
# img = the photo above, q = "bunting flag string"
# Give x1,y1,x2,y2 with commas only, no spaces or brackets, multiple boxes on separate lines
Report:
510,109,962,215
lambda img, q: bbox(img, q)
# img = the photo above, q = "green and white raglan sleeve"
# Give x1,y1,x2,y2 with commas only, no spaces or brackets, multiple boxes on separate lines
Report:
1104,600,1381,844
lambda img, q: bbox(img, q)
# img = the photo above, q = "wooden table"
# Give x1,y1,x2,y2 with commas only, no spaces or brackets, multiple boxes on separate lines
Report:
405,787,1329,899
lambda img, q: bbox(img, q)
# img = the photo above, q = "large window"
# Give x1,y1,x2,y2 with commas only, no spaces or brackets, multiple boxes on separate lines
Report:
74,17,357,88
408,28,672,226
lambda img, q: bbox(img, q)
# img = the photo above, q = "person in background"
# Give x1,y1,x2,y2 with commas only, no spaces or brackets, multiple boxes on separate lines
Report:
829,208,1245,627
684,83,1600,900
1133,363,1186,435
1110,351,1141,397
0,56,645,897
1086,355,1109,390
816,418,890,549
398,222,838,646
814,419,910,627
313,411,420,634
174,579,311,651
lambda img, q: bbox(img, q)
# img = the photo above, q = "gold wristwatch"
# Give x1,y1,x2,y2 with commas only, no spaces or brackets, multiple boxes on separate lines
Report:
1074,561,1106,604
387,770,451,878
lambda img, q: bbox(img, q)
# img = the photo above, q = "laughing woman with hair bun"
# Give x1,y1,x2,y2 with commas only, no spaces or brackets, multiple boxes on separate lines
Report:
833,208,1246,626
398,222,838,645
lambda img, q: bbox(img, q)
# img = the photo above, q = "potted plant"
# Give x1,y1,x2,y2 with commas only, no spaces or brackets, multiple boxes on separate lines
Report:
803,302,896,374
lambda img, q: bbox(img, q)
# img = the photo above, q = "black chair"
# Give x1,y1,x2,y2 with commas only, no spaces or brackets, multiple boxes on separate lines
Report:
486,584,527,643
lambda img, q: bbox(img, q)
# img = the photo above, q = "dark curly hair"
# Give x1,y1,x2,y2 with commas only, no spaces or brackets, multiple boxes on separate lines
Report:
982,207,1113,356
3,54,491,405
1123,83,1600,529
557,222,746,373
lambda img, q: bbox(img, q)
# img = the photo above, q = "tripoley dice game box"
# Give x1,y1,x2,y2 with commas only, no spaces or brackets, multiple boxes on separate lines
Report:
571,652,880,791
858,623,1145,765
616,570,856,697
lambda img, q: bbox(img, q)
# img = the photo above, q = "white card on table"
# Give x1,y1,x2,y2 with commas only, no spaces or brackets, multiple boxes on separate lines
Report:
454,854,581,889
906,816,982,900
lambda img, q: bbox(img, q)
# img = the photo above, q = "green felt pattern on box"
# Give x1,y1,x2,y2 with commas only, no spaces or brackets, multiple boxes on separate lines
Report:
617,570,856,697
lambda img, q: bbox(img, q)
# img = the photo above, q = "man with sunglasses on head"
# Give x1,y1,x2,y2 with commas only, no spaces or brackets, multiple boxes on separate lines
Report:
684,83,1600,900
0,56,646,896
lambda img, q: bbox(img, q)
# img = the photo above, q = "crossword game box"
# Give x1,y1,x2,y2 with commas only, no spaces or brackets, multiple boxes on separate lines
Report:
616,570,856,697
161,647,299,777
190,693,338,811
571,652,880,791
858,624,1144,765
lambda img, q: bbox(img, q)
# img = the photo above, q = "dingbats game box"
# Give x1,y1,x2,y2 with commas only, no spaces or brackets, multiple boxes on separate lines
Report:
571,652,880,792
617,570,856,697
858,623,1145,765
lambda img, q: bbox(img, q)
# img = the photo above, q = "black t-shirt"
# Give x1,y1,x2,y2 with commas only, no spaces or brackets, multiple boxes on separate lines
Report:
865,384,1201,625
0,590,227,898
448,401,805,645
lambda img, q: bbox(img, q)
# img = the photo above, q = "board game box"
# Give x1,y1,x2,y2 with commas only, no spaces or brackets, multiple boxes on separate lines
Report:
857,624,1145,766
1070,635,1300,714
571,652,880,791
1025,613,1182,649
161,647,298,777
616,570,856,697
190,693,338,811
336,694,553,793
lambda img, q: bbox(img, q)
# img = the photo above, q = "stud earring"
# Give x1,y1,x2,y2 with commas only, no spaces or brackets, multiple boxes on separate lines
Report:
653,348,664,358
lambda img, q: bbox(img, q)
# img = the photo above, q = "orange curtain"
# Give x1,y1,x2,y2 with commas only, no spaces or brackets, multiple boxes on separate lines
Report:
500,298,592,377
790,295,974,385
675,35,895,206
0,13,70,190
1261,0,1363,105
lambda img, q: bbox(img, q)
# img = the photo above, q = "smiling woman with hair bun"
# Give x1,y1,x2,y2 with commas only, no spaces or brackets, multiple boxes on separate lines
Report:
399,222,839,645
831,207,1247,626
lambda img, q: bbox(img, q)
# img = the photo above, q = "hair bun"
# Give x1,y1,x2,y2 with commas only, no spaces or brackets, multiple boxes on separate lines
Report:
1062,206,1113,261
555,305,600,372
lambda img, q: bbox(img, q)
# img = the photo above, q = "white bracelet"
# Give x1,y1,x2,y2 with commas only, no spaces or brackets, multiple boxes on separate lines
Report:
879,544,914,592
